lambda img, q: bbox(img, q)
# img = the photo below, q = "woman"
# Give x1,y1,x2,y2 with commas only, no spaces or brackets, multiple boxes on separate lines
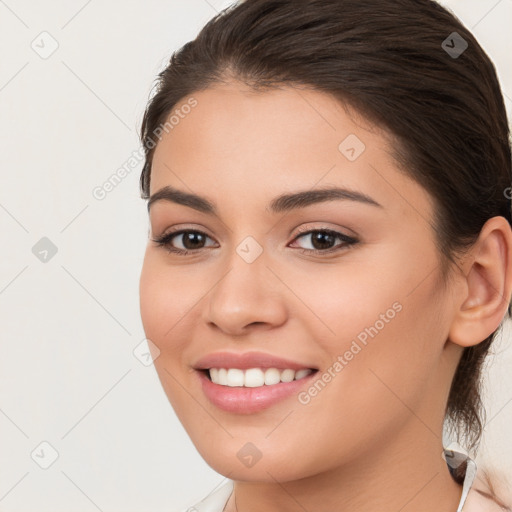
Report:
137,0,512,510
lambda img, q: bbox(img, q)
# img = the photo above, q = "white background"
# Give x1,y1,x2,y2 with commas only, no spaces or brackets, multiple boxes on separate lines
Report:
0,1,511,510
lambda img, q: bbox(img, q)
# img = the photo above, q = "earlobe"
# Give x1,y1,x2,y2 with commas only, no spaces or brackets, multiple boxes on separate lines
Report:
448,216,512,348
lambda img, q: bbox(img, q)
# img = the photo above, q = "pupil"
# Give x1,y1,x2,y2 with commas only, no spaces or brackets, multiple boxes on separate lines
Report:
312,232,334,250
183,232,205,249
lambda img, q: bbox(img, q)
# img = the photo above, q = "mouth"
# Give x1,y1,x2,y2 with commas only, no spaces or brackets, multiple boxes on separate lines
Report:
200,367,317,387
195,366,319,414
192,351,320,413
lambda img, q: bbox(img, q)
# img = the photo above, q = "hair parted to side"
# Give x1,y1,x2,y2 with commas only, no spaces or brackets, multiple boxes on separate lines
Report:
138,0,511,484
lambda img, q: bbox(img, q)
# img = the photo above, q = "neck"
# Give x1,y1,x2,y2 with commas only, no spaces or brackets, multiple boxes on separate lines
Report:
225,420,464,512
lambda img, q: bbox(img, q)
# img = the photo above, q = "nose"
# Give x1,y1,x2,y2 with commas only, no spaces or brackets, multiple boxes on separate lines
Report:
203,246,288,336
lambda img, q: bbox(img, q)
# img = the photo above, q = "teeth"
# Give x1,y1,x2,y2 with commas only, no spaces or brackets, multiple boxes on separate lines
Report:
226,368,244,387
280,369,295,382
244,368,265,387
295,369,312,380
208,367,314,387
264,368,281,386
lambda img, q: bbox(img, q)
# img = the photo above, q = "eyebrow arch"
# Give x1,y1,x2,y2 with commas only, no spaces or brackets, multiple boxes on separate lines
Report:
147,185,383,215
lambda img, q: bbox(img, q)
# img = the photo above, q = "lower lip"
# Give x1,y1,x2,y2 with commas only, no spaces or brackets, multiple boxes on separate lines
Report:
196,370,317,414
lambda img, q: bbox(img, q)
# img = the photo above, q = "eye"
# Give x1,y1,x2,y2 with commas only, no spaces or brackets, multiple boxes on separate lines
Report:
152,227,358,256
151,229,217,255
290,228,358,254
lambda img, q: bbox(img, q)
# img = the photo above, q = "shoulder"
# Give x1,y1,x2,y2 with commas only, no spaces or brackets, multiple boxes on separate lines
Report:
463,467,512,512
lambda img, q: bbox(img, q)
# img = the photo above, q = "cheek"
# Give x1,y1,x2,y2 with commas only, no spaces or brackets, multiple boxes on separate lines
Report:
139,253,199,417
315,239,444,351
298,243,448,412
139,250,209,407
139,251,196,350
285,250,407,345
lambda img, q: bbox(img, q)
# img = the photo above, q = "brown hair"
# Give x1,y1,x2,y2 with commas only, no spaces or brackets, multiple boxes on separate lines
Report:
138,0,511,484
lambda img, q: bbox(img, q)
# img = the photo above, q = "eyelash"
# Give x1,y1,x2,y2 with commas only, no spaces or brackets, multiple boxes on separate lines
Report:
151,227,359,256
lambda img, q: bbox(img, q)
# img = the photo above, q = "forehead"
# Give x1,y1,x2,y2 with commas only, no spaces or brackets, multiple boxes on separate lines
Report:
152,81,380,175
149,81,433,222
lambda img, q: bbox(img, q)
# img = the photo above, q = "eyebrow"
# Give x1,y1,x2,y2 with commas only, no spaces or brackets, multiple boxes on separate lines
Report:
147,185,382,215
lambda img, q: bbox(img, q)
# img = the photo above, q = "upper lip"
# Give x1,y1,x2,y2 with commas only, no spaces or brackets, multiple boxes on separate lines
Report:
193,351,318,371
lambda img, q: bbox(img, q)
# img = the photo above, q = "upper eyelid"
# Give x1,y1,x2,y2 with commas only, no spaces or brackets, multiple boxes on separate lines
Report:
157,225,349,237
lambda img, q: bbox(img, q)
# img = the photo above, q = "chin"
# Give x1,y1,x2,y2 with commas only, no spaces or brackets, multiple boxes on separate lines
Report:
190,437,319,483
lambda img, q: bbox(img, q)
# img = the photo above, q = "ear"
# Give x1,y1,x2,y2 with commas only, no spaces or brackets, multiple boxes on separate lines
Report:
448,216,512,348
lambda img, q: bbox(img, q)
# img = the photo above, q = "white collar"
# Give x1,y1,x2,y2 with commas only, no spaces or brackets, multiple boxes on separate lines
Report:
444,447,478,512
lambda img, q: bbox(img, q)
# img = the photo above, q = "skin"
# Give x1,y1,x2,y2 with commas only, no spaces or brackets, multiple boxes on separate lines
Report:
139,80,512,512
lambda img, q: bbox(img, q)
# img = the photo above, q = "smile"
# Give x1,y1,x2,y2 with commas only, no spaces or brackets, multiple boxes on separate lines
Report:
207,367,314,387
193,351,319,413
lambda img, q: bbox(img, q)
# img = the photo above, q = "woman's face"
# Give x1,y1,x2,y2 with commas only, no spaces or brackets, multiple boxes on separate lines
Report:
139,81,462,481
